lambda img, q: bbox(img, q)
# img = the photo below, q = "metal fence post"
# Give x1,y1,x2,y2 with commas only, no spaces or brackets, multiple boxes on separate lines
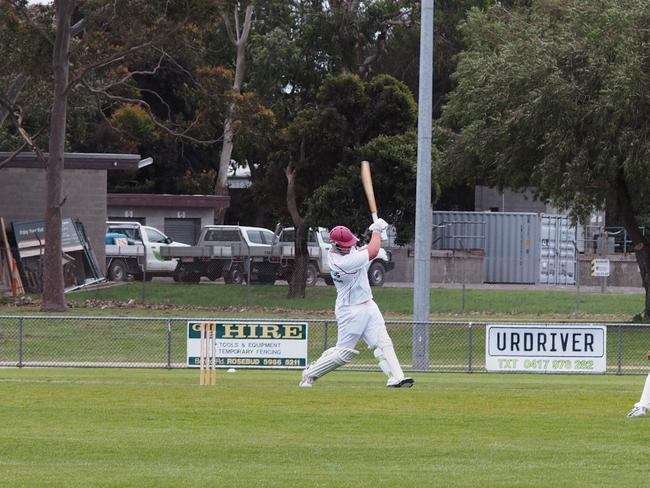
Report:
245,256,251,306
461,283,466,313
617,325,623,375
573,241,580,315
468,322,473,373
323,321,330,351
18,317,24,368
167,319,173,369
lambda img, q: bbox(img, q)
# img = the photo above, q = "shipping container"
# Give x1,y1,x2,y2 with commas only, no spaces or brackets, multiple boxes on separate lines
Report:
431,211,576,284
539,214,576,285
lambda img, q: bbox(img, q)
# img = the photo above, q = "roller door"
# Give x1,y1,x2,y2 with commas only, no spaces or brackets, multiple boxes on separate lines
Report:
164,218,200,245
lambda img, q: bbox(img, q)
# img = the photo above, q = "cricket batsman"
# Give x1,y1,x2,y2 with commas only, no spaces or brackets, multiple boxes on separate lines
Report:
299,218,414,388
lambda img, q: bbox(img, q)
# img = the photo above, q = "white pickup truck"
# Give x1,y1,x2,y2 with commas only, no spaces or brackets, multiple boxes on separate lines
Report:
159,224,395,286
160,225,278,284
275,227,394,287
105,222,189,281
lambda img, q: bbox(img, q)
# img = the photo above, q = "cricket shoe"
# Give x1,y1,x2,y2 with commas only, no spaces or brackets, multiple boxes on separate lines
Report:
387,377,415,388
627,406,647,418
299,370,315,388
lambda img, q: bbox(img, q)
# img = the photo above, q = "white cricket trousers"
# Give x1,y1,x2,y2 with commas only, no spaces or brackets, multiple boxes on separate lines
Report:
335,300,393,350
636,372,650,407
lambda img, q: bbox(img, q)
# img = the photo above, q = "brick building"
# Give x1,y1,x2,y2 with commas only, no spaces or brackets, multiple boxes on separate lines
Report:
0,152,146,272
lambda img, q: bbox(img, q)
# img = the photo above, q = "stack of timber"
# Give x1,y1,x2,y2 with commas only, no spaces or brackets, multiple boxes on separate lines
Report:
0,217,25,297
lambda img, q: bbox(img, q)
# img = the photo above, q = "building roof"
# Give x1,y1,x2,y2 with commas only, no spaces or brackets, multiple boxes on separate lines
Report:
108,193,230,209
0,152,145,170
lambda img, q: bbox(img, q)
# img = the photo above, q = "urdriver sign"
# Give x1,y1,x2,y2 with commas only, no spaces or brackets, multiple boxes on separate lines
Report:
485,324,607,373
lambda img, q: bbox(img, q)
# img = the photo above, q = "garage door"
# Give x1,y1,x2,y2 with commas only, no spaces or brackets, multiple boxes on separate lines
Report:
164,218,200,245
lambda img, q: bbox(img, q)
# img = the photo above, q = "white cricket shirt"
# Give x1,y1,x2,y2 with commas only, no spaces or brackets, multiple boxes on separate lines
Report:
328,247,373,308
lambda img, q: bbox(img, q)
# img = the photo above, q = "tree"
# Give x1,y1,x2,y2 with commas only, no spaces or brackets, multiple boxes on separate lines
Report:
214,3,253,224
438,0,650,317
310,130,439,245
263,73,423,298
1,0,228,310
42,0,74,311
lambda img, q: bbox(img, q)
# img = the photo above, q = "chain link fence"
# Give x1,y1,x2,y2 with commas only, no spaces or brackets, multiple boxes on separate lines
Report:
2,316,650,374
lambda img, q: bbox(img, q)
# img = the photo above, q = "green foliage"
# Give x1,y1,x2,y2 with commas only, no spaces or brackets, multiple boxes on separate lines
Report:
439,0,650,221
364,74,417,140
2,1,489,227
317,74,368,121
176,169,217,195
110,104,159,149
309,130,427,243
194,66,235,124
0,2,53,78
266,73,422,238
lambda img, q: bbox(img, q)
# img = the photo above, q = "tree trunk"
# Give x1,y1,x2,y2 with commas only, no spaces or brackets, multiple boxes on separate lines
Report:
637,247,650,318
42,0,73,312
614,172,650,318
285,163,307,298
214,5,253,224
289,223,309,298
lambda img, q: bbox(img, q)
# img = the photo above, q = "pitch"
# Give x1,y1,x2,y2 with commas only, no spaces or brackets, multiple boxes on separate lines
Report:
1,369,649,487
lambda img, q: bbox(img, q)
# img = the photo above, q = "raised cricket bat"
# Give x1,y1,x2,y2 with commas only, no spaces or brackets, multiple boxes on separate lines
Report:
360,160,378,222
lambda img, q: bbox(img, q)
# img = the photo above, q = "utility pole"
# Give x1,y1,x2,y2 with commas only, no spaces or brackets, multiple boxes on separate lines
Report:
413,0,434,370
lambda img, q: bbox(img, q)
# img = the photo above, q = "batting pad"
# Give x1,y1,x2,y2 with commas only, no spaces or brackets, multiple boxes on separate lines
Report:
373,347,392,377
374,344,405,380
305,347,359,379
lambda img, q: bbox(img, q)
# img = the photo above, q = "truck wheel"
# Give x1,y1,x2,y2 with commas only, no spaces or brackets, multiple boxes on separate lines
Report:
257,274,276,285
183,274,201,283
226,265,245,285
173,266,187,282
305,263,318,287
368,261,386,287
108,259,128,281
174,267,200,283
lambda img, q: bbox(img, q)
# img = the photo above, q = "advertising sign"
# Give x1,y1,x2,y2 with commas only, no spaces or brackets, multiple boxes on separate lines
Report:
486,324,607,373
187,320,308,369
12,219,84,258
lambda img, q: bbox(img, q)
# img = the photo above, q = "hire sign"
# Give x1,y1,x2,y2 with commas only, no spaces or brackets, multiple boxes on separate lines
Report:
485,324,607,373
187,320,308,369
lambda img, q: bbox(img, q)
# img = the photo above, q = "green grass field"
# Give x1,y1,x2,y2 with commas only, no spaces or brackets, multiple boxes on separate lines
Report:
7,282,644,322
1,368,649,487
2,285,650,486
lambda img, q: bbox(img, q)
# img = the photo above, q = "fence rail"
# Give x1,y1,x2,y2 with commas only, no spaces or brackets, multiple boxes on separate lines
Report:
1,315,650,375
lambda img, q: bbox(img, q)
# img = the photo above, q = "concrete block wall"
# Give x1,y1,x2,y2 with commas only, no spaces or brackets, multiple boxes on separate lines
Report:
0,167,108,272
388,248,485,284
578,254,642,287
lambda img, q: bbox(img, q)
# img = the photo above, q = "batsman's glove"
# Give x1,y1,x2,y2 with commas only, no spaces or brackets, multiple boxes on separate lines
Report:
368,218,389,233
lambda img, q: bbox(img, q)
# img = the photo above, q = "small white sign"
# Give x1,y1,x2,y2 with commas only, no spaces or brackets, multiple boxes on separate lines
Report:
591,258,610,277
486,324,607,373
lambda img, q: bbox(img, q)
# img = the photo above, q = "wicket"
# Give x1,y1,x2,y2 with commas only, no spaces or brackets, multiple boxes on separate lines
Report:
199,322,217,385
